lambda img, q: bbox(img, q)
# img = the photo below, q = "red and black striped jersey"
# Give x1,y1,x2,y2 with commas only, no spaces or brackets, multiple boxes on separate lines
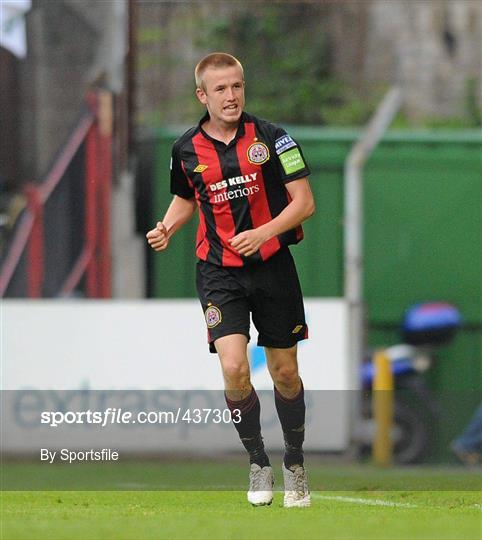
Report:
170,111,311,267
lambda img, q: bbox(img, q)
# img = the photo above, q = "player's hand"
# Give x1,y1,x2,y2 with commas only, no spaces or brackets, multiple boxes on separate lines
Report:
146,221,169,251
229,228,268,257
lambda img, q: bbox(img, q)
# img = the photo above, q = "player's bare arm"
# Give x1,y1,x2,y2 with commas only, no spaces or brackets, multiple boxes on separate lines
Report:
146,195,197,251
229,178,315,257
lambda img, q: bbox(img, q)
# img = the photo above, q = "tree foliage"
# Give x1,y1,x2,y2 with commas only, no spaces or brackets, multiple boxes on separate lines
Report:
194,5,376,126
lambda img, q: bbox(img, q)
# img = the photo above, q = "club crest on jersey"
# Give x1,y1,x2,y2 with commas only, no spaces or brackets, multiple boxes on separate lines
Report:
194,164,208,173
247,142,270,165
205,305,222,328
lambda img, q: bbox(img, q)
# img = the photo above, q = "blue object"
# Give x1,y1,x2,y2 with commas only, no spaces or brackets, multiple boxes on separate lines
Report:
402,302,462,345
249,346,266,373
361,357,414,386
403,303,461,332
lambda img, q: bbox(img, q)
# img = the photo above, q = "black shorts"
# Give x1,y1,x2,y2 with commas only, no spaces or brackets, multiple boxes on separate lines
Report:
196,247,308,353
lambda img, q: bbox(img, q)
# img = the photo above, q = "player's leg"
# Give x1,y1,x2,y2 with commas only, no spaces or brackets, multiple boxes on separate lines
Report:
265,345,305,467
249,247,308,466
215,334,274,506
249,248,310,507
265,346,310,508
196,261,273,504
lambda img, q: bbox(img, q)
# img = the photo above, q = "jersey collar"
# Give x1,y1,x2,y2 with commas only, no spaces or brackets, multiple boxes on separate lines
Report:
198,111,246,147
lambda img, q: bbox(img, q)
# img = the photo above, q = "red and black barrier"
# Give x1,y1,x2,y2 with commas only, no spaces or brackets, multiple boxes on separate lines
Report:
0,91,113,298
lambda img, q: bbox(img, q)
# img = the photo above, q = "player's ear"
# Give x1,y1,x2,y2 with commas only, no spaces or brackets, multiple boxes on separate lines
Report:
196,87,207,105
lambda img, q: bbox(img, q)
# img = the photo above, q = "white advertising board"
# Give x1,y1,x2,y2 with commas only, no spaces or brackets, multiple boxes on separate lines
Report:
1,299,350,451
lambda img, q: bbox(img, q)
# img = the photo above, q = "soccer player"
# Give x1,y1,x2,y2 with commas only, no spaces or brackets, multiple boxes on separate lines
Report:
147,53,315,507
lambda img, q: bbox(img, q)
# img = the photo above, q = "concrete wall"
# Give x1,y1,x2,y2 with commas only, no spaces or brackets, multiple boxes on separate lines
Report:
362,0,482,120
19,0,126,182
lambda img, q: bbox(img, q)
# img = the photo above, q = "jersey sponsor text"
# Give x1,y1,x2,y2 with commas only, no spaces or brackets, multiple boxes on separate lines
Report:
210,172,258,192
213,184,260,203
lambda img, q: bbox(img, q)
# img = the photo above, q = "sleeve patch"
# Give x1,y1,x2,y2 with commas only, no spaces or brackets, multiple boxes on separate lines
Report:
279,148,306,175
275,134,297,155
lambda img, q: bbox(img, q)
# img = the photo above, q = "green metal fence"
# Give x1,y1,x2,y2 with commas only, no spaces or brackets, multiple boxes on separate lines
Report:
150,126,482,460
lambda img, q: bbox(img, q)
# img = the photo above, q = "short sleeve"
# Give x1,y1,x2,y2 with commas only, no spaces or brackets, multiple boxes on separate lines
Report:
170,143,195,199
272,127,311,184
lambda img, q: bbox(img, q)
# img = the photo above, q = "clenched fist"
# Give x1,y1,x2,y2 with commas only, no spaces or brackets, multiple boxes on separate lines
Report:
229,228,269,257
146,222,169,251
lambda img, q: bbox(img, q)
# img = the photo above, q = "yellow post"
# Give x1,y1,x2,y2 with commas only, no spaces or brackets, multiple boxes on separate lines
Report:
372,349,394,466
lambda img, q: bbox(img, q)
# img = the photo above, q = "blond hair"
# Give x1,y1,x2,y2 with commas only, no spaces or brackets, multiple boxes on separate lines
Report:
195,52,244,89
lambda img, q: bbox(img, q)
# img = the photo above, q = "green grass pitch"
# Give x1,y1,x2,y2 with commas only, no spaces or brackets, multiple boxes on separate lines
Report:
1,461,481,540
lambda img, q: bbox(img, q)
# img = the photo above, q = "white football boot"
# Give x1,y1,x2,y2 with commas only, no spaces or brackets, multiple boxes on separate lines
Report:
282,463,311,508
247,464,274,506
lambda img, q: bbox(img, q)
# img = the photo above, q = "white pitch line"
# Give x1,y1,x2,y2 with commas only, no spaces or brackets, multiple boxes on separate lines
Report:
111,489,482,510
312,494,418,508
314,495,482,511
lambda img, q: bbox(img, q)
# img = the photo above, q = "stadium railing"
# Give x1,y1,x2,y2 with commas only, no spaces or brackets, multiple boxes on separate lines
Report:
0,91,112,298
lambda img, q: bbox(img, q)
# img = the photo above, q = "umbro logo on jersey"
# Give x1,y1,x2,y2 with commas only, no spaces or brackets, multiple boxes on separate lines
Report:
194,164,209,173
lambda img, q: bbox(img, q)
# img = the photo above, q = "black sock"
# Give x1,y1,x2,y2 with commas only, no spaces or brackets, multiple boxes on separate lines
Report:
225,387,270,468
274,380,305,469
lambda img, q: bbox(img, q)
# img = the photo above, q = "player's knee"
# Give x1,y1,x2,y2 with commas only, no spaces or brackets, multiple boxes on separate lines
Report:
272,364,299,387
222,358,250,386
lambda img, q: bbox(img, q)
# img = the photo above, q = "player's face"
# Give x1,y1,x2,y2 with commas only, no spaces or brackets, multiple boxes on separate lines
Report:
196,66,245,127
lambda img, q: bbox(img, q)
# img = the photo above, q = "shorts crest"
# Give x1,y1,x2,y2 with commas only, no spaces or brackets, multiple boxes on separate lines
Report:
205,305,222,328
